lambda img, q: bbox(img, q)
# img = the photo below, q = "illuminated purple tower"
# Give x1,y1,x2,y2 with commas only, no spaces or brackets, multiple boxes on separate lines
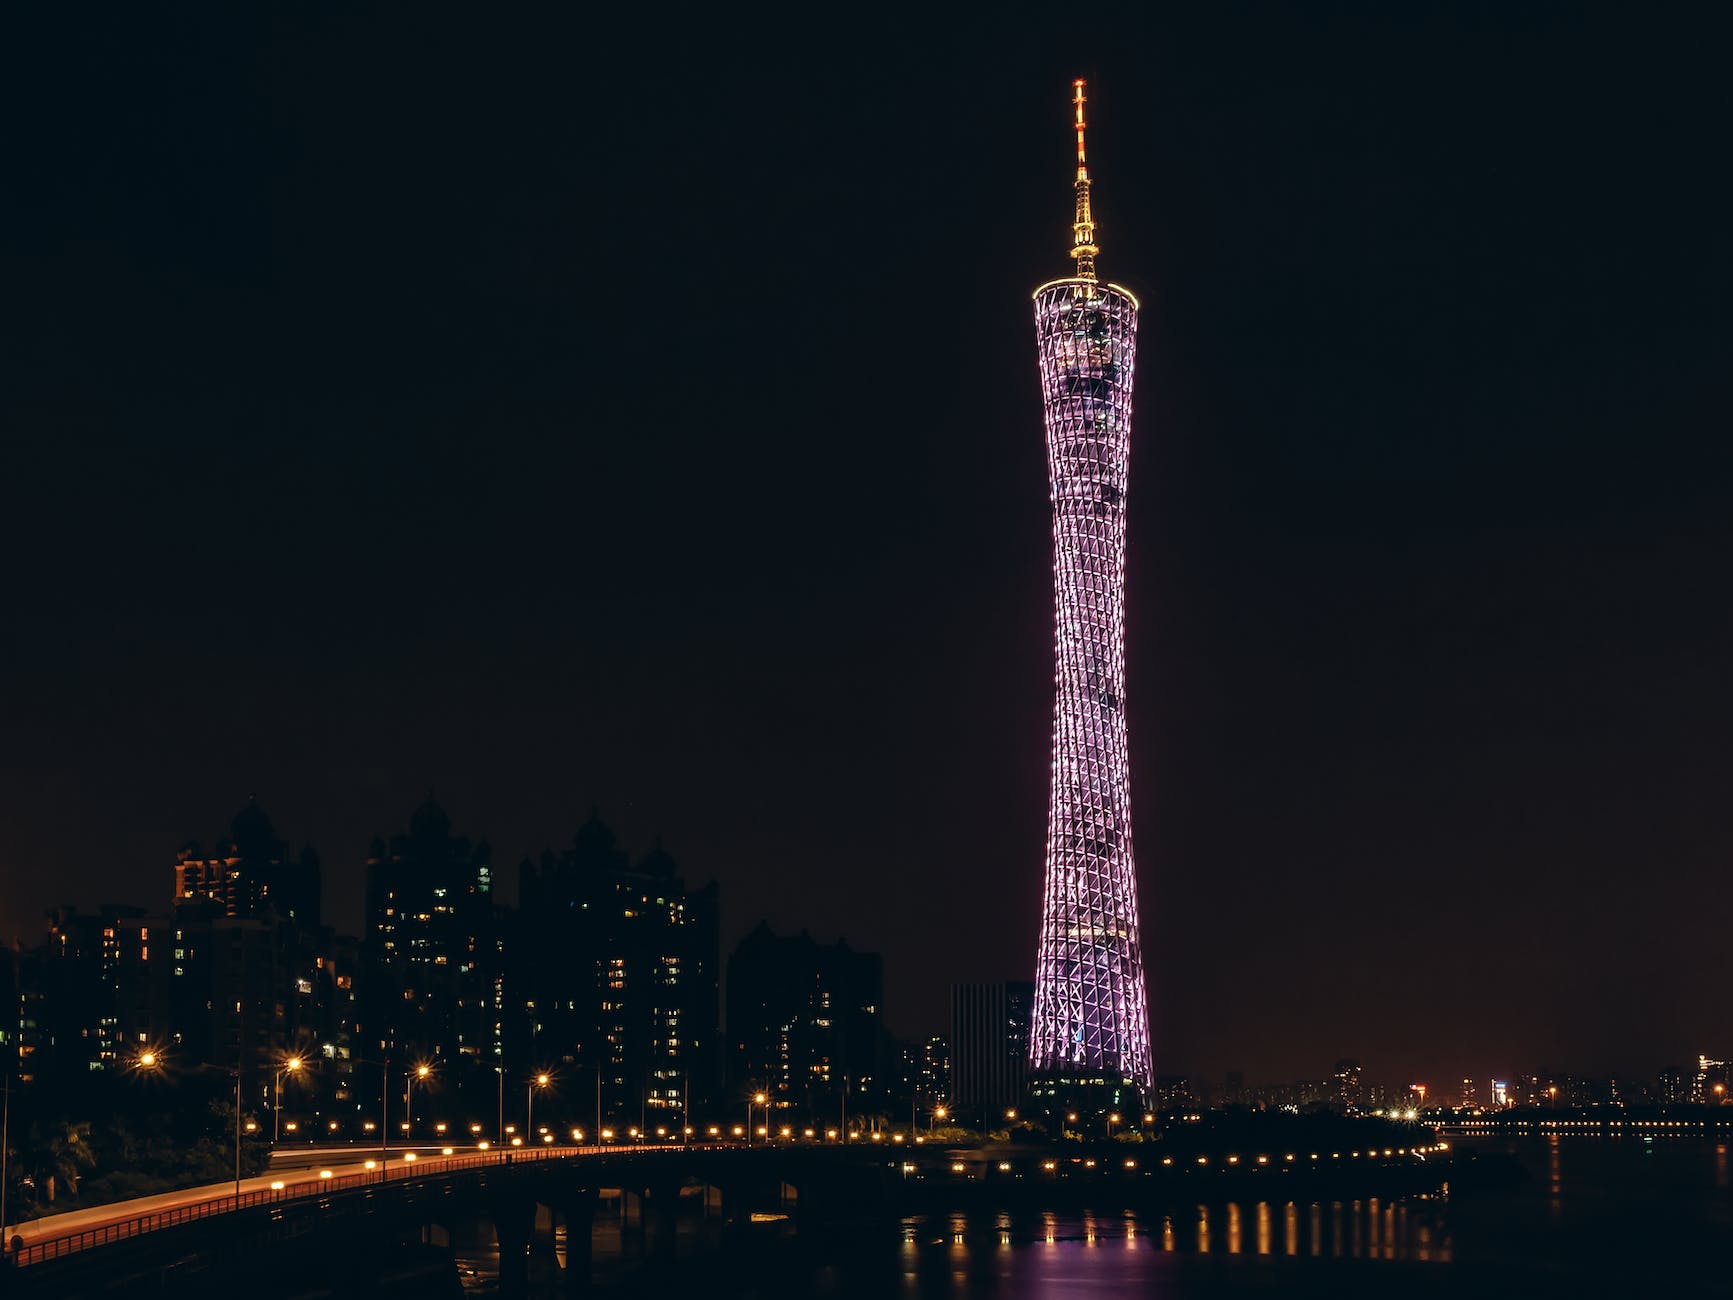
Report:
1028,80,1153,1105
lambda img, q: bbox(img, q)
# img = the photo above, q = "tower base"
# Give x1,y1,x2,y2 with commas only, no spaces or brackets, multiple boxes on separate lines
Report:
1026,1072,1146,1128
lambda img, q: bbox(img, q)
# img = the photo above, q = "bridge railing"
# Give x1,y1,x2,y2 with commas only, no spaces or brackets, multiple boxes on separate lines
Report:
7,1144,598,1269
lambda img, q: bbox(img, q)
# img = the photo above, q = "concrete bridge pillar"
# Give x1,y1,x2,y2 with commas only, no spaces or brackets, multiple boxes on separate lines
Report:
557,1185,598,1299
642,1178,683,1260
618,1187,644,1236
422,1219,453,1249
700,1181,724,1218
527,1200,562,1286
493,1193,535,1300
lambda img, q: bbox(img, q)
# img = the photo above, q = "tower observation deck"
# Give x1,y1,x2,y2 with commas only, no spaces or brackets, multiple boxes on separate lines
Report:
1028,80,1153,1107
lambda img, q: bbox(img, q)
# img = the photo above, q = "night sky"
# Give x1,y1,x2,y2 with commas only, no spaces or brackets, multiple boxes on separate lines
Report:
5,7,1729,1090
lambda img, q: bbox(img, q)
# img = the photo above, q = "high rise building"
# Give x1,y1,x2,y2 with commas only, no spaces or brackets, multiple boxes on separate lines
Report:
515,814,719,1123
167,911,307,1070
1694,1054,1729,1104
34,904,150,1073
918,1034,951,1105
361,798,499,1072
1332,1059,1364,1112
726,923,884,1114
0,944,19,1078
174,801,321,928
170,804,329,1073
950,981,1033,1115
888,1033,951,1111
1657,1066,1691,1106
1028,79,1153,1108
1150,1075,1196,1114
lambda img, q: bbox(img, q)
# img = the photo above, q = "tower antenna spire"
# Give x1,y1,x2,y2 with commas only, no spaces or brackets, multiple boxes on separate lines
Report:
1069,78,1098,280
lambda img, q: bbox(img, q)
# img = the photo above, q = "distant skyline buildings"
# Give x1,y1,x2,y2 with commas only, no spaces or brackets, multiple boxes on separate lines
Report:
174,801,321,930
4,792,1729,1102
5,805,1731,1128
361,797,500,1071
725,921,886,1112
516,811,720,1118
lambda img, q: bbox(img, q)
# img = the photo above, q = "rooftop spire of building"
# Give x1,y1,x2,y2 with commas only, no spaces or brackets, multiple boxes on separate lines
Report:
1069,79,1098,281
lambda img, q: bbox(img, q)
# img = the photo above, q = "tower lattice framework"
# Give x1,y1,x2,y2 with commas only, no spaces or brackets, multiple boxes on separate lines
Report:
1028,80,1153,1096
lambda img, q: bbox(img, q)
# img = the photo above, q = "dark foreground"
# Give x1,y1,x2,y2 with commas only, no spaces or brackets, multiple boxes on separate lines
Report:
10,1136,1728,1296
442,1135,1732,1298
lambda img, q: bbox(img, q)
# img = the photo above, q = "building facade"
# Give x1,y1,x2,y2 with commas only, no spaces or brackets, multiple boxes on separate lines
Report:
950,981,1033,1115
726,922,884,1116
515,814,720,1125
169,805,331,1074
173,802,321,929
360,798,500,1078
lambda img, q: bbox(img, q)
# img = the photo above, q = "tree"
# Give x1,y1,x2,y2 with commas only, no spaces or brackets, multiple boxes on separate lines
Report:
23,1120,96,1206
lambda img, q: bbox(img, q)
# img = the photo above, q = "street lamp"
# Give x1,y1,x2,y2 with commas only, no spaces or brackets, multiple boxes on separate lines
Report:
127,1051,248,1200
407,1063,432,1132
528,1072,550,1143
183,1059,247,1201
932,1105,946,1134
353,1058,394,1152
749,1092,767,1147
274,1057,304,1144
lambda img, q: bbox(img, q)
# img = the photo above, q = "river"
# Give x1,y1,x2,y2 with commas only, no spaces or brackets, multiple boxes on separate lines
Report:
454,1135,1733,1297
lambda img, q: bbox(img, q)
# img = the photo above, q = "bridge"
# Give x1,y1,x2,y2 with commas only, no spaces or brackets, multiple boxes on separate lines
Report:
0,1141,897,1298
1435,1106,1733,1139
0,1132,1458,1297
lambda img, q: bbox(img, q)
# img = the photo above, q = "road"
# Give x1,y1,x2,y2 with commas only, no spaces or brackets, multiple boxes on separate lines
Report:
4,1144,603,1259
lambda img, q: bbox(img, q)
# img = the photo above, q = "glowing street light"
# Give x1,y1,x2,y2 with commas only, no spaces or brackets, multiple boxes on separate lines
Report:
274,1056,304,1144
528,1072,551,1141
405,1062,434,1132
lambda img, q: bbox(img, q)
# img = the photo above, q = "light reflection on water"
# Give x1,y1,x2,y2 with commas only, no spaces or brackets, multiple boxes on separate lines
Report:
898,1194,1452,1270
455,1138,1733,1296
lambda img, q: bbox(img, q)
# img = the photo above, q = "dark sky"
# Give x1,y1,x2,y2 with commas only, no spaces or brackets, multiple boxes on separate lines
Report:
4,7,1729,1091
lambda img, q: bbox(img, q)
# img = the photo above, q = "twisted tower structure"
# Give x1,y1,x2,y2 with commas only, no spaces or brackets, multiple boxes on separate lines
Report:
1028,80,1153,1106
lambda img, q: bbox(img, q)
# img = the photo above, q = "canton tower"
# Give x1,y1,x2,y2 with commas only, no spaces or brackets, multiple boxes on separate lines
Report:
1028,79,1153,1103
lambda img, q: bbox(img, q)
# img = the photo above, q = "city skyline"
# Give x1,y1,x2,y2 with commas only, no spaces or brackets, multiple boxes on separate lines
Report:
5,8,1730,1089
9,793,1732,1102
